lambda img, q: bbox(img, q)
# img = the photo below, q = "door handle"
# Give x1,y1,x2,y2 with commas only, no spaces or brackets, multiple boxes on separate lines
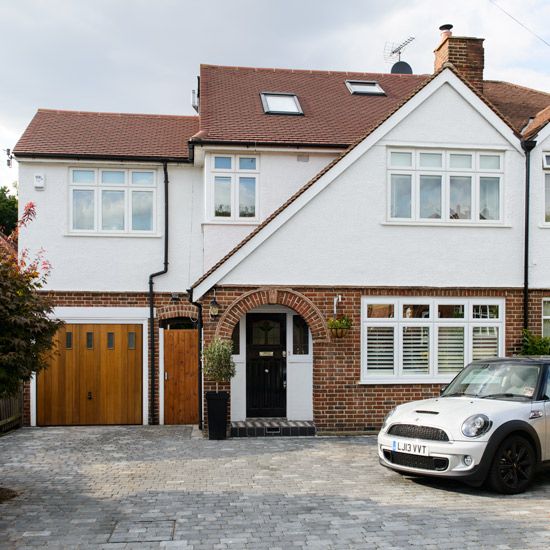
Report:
87,391,92,400
282,351,287,358
165,372,168,381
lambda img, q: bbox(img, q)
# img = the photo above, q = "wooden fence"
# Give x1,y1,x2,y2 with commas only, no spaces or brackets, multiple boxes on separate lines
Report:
0,389,23,434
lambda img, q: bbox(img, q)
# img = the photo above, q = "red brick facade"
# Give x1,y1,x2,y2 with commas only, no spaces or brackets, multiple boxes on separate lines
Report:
201,286,546,432
25,286,550,432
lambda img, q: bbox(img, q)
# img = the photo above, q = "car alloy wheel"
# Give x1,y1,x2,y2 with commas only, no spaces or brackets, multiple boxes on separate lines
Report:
488,435,535,494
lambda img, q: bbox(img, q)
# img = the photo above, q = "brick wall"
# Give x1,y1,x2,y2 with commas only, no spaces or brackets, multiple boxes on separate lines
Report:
434,36,485,93
201,286,530,432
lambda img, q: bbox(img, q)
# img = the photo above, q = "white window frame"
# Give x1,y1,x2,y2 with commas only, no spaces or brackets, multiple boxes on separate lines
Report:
260,92,303,115
387,149,504,225
542,299,550,337
69,168,157,235
209,154,260,222
361,297,505,384
543,159,550,227
345,80,385,96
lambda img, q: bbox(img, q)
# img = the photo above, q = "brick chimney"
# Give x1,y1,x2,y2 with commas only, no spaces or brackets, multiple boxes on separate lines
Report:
434,24,485,93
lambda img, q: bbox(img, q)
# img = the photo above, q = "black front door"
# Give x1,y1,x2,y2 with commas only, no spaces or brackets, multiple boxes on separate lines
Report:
246,313,286,417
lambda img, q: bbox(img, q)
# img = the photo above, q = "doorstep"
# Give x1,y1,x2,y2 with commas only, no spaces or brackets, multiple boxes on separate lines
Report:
230,418,316,438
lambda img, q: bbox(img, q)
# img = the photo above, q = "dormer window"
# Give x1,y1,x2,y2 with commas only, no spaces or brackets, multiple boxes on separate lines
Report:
345,80,385,95
260,92,303,115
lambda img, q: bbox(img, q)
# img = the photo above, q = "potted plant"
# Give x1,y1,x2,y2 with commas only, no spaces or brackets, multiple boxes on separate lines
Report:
203,338,236,440
327,315,352,338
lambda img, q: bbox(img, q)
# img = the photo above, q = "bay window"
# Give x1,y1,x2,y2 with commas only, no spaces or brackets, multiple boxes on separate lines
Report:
361,297,504,382
70,168,156,234
210,154,259,221
388,149,503,223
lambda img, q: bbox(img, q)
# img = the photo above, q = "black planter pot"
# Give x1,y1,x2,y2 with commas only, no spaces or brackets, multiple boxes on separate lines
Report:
206,391,229,440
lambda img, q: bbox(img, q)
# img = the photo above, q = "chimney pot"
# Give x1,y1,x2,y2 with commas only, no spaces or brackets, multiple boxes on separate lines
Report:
439,23,453,41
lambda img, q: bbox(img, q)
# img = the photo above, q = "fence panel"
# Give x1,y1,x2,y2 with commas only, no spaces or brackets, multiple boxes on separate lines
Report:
0,390,23,434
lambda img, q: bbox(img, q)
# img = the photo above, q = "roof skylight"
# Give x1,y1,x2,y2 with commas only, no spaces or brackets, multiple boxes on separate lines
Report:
260,92,303,115
345,80,386,96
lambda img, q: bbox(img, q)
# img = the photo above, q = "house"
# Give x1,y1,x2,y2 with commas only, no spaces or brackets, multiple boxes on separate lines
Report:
13,25,550,434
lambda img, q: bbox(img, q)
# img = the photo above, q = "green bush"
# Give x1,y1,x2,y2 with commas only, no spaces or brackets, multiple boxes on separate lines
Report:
203,338,236,392
521,329,550,356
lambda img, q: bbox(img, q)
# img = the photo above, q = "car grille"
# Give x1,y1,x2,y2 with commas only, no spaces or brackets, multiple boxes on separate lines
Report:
387,424,449,441
383,450,449,471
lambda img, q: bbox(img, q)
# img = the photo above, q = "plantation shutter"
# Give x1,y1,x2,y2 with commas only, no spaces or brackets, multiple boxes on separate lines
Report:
402,326,429,373
366,326,395,373
472,327,499,360
437,326,465,373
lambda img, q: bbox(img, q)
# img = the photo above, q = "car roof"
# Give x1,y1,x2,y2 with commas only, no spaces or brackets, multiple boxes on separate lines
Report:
470,357,550,366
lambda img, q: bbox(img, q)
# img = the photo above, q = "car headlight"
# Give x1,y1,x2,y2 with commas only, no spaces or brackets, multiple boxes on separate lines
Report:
382,408,396,430
461,414,492,438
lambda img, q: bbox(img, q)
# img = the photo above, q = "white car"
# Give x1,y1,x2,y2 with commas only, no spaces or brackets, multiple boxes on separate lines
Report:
378,358,550,493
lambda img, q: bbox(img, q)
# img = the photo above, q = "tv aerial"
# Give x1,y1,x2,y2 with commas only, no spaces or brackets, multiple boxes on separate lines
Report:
383,36,415,74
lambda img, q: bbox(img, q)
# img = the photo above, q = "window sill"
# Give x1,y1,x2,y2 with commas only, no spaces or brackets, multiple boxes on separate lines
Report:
358,376,455,385
538,224,550,229
64,232,162,238
381,221,511,228
202,220,261,226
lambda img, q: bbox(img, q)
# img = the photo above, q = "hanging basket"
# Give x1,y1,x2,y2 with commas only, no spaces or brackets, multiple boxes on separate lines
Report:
330,326,350,339
327,316,352,339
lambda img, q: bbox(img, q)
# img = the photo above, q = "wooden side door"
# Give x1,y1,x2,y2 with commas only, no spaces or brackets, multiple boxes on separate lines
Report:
164,329,199,424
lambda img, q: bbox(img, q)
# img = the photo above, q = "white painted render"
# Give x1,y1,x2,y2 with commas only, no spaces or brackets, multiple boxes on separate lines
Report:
18,161,204,292
216,82,526,289
202,151,336,270
17,150,336,292
529,126,550,289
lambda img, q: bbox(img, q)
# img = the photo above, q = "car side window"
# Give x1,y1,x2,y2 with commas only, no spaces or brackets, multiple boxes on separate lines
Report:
544,369,550,400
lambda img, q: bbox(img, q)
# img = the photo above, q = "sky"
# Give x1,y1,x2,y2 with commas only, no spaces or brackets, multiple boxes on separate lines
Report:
1,0,549,193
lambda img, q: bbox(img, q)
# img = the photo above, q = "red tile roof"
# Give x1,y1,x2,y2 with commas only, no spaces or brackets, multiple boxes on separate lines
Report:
13,66,549,160
14,109,199,161
195,65,549,146
524,104,550,139
483,81,550,134
196,65,428,146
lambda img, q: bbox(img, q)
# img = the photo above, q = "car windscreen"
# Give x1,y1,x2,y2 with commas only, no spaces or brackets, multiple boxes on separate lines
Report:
441,362,542,400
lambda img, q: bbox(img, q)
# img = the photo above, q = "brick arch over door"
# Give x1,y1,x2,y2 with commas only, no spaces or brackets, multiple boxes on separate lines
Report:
157,304,199,321
214,287,329,342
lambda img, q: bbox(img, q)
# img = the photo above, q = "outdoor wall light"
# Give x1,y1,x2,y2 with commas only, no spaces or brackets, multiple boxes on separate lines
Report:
209,293,221,318
170,293,181,303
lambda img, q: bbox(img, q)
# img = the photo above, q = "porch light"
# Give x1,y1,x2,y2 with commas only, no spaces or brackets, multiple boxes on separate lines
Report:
209,297,221,318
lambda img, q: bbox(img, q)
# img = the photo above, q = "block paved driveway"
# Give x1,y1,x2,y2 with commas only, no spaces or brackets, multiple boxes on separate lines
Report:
1,427,549,549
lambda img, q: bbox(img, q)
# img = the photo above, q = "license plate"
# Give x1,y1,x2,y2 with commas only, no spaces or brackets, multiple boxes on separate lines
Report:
392,440,429,456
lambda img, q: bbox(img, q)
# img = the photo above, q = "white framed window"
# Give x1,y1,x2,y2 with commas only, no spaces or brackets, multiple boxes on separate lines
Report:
260,92,303,115
345,80,385,95
542,153,550,169
543,300,550,337
544,171,550,225
361,297,505,383
209,154,259,221
387,149,504,224
69,168,156,234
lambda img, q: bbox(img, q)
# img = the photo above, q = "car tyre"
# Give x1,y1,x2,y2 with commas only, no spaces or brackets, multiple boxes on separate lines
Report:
488,435,536,494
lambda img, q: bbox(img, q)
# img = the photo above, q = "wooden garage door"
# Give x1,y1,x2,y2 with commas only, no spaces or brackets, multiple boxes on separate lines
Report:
164,329,199,424
37,324,142,426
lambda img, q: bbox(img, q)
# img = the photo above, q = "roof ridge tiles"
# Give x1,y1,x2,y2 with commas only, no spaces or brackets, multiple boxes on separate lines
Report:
36,108,199,119
484,80,550,96
200,63,428,78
